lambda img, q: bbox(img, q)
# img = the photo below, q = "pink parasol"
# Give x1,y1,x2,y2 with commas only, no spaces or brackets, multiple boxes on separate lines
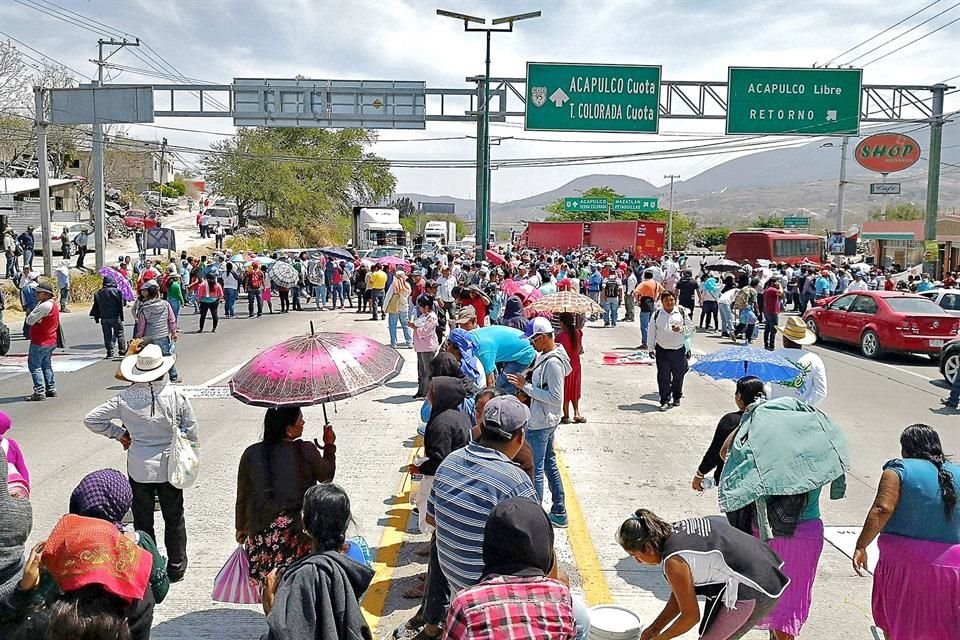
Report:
376,255,410,270
229,325,403,418
501,279,543,306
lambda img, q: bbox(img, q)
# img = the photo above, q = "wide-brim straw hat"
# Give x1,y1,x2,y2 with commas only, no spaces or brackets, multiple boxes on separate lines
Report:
777,315,816,345
119,344,175,382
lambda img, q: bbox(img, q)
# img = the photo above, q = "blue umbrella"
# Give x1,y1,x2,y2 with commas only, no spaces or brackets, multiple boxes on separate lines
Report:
320,246,353,261
691,345,801,382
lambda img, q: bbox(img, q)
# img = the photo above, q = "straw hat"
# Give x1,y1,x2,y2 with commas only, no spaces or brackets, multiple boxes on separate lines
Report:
777,316,816,346
119,344,175,383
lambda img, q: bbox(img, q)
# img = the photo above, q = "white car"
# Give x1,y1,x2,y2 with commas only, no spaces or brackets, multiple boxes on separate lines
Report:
917,288,960,317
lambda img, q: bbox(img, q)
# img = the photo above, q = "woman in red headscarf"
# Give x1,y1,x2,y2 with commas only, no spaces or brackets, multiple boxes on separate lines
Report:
5,514,154,640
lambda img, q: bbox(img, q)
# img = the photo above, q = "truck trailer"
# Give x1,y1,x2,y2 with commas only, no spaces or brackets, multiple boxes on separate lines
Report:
521,220,666,258
351,207,406,250
423,220,457,246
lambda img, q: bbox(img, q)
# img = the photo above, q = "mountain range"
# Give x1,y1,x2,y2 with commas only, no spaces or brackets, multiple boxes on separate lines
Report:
393,121,960,229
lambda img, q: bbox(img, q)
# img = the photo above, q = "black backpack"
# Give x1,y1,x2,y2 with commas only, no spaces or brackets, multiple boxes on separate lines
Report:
603,279,620,298
639,295,656,313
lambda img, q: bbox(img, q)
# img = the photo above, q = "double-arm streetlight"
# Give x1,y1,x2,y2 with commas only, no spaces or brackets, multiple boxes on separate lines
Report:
437,9,541,259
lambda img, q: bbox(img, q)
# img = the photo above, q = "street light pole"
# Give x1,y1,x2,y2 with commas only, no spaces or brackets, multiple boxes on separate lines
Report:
664,174,679,252
438,9,541,261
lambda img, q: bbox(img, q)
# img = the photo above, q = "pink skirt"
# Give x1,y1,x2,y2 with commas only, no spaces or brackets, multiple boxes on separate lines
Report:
872,533,960,640
754,517,824,636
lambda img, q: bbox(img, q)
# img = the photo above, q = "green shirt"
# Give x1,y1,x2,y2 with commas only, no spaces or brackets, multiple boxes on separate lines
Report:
167,281,186,305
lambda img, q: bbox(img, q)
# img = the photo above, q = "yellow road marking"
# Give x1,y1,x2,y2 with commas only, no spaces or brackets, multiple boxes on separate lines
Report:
556,447,614,606
362,441,420,634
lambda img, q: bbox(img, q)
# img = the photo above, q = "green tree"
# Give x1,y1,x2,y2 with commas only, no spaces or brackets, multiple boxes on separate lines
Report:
868,201,924,221
698,226,731,249
202,127,395,231
754,214,784,228
390,196,417,217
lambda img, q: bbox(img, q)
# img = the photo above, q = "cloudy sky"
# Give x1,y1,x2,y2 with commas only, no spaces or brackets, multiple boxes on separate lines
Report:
1,0,958,201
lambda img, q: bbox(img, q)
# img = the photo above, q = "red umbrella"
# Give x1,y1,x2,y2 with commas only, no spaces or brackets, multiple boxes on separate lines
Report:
229,326,402,419
485,249,505,266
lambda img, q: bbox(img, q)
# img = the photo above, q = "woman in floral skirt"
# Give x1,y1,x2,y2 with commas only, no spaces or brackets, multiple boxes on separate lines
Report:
235,406,337,592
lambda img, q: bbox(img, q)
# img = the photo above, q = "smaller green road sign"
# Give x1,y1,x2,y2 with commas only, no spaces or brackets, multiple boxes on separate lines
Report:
613,197,658,212
526,63,661,133
726,67,862,136
783,216,810,229
565,197,608,212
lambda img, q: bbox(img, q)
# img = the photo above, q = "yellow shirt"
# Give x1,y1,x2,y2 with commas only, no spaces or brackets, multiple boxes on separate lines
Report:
369,271,387,289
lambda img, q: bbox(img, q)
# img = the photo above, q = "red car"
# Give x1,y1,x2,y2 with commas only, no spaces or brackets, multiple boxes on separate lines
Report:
802,291,960,359
123,210,158,230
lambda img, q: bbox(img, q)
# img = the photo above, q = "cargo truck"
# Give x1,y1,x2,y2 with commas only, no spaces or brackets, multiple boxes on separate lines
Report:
423,220,457,246
351,207,407,250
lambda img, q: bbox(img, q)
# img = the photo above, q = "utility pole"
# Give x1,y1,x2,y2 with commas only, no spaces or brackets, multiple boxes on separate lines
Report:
91,38,139,270
159,137,168,185
664,174,679,252
923,83,949,278
34,87,53,277
437,9,541,261
835,136,849,238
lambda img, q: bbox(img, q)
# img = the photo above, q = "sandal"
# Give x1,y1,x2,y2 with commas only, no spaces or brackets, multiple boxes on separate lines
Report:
574,416,587,423
560,417,571,424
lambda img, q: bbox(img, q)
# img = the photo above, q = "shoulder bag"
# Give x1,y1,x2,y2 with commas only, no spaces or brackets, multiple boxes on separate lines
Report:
168,389,200,489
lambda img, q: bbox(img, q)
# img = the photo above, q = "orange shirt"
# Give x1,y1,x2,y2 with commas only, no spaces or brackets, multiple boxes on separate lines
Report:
635,279,663,300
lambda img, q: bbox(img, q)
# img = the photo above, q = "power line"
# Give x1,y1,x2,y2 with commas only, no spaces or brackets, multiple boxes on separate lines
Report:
0,30,92,80
861,14,960,67
846,1,960,65
821,0,945,66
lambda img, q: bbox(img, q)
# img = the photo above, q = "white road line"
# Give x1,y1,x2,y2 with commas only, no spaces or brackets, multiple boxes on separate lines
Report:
200,362,245,388
873,361,935,381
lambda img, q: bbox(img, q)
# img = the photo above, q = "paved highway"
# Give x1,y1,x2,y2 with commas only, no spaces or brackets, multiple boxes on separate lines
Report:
6,292,955,639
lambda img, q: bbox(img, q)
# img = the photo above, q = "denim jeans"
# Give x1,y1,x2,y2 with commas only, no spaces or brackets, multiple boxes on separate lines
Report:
495,359,530,394
23,248,34,269
59,287,69,310
387,312,411,347
5,254,15,278
764,312,779,349
28,344,55,395
152,336,179,381
603,300,619,326
342,280,351,306
639,311,653,346
331,283,344,308
247,288,263,316
168,298,181,320
719,303,733,336
224,288,238,316
524,426,566,515
948,367,960,406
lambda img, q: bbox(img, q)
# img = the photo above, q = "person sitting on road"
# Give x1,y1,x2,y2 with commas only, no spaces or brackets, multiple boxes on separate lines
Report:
444,497,580,640
261,484,373,640
415,396,537,640
7,514,154,640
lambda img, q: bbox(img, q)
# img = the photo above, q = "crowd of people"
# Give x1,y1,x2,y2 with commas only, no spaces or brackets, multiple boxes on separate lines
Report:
0,240,956,640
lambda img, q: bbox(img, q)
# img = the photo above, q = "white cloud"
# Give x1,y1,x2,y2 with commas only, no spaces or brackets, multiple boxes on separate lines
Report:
1,0,957,200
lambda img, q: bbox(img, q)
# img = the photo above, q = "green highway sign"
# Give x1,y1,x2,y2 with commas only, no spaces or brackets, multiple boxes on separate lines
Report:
726,67,862,136
783,216,810,228
526,62,661,133
564,197,608,212
613,197,658,212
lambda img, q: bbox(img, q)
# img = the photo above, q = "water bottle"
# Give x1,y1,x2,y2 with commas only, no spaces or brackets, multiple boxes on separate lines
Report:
700,477,715,490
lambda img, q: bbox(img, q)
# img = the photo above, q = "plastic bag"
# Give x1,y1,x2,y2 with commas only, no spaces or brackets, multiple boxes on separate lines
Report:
212,545,260,604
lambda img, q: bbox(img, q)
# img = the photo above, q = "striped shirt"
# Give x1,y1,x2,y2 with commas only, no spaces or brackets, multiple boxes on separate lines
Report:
427,442,537,593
